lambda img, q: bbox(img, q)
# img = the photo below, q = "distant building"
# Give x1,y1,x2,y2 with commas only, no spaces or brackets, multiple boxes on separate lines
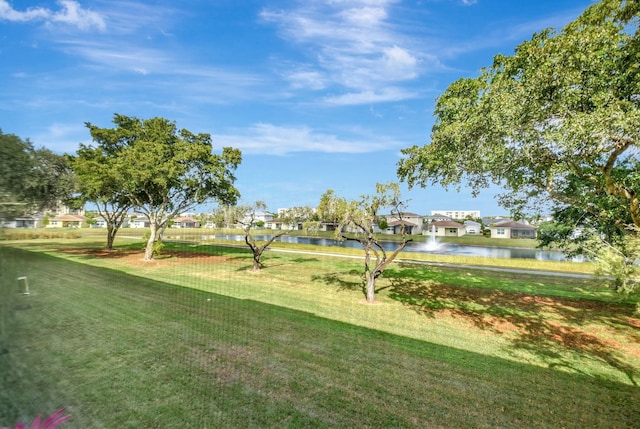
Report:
383,212,424,235
426,220,466,237
431,210,480,220
464,220,482,235
48,214,86,228
171,216,200,228
129,215,151,229
1,216,42,229
488,221,537,239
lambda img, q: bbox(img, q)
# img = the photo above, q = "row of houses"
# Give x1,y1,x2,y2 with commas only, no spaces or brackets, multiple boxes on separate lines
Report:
2,207,538,240
378,213,537,240
243,211,537,240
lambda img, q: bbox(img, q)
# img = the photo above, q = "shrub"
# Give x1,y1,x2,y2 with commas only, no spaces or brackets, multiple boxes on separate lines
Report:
587,231,640,294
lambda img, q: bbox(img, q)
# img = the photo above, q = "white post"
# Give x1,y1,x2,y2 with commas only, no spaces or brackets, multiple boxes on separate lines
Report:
17,276,29,295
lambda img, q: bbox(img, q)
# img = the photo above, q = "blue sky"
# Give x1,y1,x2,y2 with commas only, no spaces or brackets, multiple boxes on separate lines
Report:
0,0,595,216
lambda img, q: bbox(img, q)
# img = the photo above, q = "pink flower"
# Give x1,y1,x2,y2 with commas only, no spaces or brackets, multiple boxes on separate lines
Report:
2,408,71,429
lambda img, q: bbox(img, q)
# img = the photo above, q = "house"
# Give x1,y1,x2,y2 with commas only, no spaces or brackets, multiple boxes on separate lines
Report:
483,217,511,226
129,216,151,229
464,220,482,235
171,216,200,228
265,219,303,231
488,221,537,239
1,215,42,228
240,211,274,226
424,214,453,223
426,220,466,237
384,212,424,234
47,214,86,228
385,220,418,235
90,215,130,228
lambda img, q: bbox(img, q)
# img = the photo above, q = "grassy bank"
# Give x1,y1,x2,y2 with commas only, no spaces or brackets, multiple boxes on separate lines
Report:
1,245,639,428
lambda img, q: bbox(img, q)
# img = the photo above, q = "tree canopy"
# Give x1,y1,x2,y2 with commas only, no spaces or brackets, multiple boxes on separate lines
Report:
72,141,132,249
85,114,242,260
397,0,640,247
0,130,74,220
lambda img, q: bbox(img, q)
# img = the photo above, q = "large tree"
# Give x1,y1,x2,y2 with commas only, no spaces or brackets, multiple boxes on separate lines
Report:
72,142,132,250
1,130,75,220
397,0,640,249
317,183,412,303
85,114,242,260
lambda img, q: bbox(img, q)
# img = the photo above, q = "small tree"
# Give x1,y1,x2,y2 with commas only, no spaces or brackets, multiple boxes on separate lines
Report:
317,183,412,303
234,201,286,271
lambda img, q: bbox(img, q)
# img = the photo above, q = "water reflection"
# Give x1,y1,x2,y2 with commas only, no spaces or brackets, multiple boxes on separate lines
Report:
205,234,576,261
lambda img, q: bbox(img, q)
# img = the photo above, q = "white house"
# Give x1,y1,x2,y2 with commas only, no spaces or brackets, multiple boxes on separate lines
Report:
489,221,537,239
90,215,130,228
464,220,482,235
1,216,42,228
129,216,151,229
426,220,466,237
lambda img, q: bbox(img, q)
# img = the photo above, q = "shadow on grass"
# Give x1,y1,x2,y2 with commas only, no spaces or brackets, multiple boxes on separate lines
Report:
2,245,640,428
383,266,640,386
311,270,366,297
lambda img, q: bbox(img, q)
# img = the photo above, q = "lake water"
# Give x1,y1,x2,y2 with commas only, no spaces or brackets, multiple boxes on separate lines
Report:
206,234,576,262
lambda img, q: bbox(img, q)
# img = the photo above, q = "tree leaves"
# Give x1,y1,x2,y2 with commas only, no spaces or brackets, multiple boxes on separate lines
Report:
398,0,640,243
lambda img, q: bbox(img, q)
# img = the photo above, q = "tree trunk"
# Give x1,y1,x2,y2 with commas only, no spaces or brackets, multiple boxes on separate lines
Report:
364,246,377,303
144,222,159,261
365,270,376,303
106,225,116,250
252,251,262,271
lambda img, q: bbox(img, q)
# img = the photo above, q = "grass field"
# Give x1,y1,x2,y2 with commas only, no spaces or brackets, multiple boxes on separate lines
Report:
1,238,639,428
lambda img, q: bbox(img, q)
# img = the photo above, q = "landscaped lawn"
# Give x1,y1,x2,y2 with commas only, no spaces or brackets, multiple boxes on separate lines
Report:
1,239,639,428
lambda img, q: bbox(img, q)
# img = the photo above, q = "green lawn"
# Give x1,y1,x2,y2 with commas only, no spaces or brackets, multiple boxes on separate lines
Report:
1,241,639,428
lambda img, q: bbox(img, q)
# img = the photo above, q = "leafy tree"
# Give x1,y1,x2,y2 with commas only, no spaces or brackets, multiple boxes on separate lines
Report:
585,229,640,294
210,205,238,229
397,0,640,248
279,206,317,232
85,114,241,261
0,130,75,219
72,142,132,249
317,183,412,303
0,131,34,219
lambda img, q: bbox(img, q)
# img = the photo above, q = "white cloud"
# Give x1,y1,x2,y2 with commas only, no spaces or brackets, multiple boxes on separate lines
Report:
31,122,86,153
284,68,327,90
323,87,418,106
215,123,401,155
0,0,106,31
261,0,424,104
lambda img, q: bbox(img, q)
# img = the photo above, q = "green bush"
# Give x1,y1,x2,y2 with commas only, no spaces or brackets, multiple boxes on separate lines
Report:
152,240,164,257
0,229,81,240
587,232,640,294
